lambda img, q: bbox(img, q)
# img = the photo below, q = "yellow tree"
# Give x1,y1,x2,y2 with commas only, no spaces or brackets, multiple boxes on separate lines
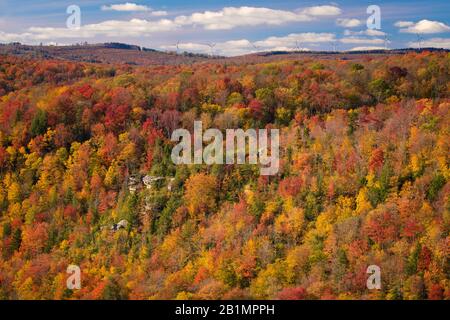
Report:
184,173,218,219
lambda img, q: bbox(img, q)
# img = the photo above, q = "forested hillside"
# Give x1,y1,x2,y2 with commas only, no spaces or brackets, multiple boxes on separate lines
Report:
0,51,448,299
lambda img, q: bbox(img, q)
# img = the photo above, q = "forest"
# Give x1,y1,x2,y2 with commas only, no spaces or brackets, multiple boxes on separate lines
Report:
0,51,448,299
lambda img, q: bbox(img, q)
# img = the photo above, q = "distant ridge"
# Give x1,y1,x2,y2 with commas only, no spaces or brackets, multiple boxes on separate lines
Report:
0,42,448,65
249,47,449,56
0,42,212,65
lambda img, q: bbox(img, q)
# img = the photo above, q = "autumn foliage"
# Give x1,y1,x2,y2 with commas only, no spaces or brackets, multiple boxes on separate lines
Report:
0,51,449,300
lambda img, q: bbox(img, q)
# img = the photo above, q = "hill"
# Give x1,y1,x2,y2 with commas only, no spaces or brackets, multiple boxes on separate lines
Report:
1,42,449,66
0,49,448,300
0,42,211,66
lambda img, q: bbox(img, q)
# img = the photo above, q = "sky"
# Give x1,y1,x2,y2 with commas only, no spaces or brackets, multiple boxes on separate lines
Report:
0,0,449,56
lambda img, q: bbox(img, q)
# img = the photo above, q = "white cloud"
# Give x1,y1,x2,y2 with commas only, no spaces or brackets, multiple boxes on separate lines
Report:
101,2,167,16
220,40,260,56
161,40,253,56
174,6,314,30
101,2,151,12
300,5,342,16
254,32,336,48
3,18,180,41
407,37,450,49
336,18,361,28
83,18,179,36
399,19,450,34
394,21,414,28
267,46,310,52
151,10,168,17
170,40,260,56
0,5,344,43
349,46,386,51
160,33,332,56
365,29,386,36
340,37,385,44
162,42,209,52
0,31,33,42
344,29,386,36
172,5,341,31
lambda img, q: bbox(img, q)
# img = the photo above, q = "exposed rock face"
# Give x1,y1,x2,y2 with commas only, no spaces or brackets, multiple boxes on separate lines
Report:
111,219,129,231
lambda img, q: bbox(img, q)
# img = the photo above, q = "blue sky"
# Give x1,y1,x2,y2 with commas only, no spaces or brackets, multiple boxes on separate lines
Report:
0,1,449,55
